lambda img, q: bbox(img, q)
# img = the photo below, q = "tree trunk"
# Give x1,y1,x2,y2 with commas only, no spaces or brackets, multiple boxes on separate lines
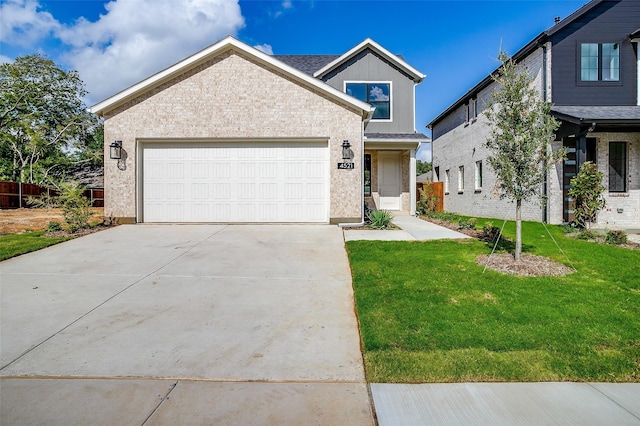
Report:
515,199,522,261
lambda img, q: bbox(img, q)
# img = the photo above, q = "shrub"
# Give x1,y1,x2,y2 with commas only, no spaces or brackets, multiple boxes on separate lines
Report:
367,210,394,230
605,230,627,245
576,229,597,240
458,217,477,230
568,162,606,230
47,221,62,232
59,182,92,233
416,187,439,215
482,221,500,240
26,192,60,209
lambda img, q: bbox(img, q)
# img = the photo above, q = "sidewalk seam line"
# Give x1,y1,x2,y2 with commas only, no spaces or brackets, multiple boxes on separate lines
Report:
141,380,178,425
587,383,640,421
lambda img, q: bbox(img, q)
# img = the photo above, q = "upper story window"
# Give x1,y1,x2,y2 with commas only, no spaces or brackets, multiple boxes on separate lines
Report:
465,98,478,124
580,43,619,82
345,82,391,120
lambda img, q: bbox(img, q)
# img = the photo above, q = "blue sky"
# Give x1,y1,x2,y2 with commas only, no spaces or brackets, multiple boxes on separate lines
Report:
1,0,587,160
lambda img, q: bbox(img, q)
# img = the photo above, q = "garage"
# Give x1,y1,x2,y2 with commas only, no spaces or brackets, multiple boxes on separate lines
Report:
140,141,329,223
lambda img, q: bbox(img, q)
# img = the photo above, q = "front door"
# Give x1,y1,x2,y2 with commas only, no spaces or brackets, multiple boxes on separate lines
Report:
378,151,401,210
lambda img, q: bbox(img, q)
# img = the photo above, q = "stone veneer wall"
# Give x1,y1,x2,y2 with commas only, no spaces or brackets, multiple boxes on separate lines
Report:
103,51,364,222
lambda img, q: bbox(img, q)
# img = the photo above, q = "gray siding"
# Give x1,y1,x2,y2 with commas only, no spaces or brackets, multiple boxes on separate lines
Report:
551,0,639,106
322,49,416,133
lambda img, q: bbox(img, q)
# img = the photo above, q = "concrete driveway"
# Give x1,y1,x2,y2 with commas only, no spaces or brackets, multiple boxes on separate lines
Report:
1,225,374,425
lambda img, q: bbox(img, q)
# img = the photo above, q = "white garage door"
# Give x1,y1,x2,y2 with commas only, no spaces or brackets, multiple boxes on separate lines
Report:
141,141,328,223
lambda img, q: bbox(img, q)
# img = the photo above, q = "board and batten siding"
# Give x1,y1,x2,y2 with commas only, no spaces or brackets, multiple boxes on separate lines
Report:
550,0,640,106
321,49,416,134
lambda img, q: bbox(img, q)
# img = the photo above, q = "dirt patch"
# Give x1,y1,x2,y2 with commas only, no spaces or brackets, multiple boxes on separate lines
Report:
476,253,575,277
0,208,104,234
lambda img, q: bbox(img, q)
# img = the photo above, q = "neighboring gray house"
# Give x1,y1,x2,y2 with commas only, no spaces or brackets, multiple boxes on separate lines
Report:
90,37,428,224
428,0,640,227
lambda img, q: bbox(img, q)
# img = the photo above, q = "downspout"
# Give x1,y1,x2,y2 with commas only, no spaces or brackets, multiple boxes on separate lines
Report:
540,42,549,223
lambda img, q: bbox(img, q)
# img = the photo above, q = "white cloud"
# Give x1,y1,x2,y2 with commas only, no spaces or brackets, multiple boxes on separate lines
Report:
0,0,60,47
369,86,389,101
282,0,292,9
56,0,245,104
417,143,432,162
0,55,14,65
253,43,273,55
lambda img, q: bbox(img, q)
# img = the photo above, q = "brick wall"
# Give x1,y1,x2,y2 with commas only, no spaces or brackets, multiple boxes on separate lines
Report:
103,51,364,222
431,48,565,223
593,132,640,227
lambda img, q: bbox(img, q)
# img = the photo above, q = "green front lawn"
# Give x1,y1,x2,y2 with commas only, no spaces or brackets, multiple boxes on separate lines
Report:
346,220,640,383
0,231,72,261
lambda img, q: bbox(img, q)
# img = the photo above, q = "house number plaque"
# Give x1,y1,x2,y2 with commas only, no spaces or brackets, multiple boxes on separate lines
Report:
337,162,355,170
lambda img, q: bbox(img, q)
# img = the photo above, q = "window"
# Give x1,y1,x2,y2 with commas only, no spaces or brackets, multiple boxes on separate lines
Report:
475,161,483,190
345,82,391,120
434,166,440,182
364,154,372,196
465,98,478,124
609,142,627,192
458,166,464,193
581,43,619,82
444,169,450,194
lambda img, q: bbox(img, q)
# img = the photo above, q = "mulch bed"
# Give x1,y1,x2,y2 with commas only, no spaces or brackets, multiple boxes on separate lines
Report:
420,215,576,277
44,224,115,238
476,253,575,276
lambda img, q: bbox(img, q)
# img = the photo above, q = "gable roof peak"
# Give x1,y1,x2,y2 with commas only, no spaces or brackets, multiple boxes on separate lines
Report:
313,38,425,83
89,35,374,119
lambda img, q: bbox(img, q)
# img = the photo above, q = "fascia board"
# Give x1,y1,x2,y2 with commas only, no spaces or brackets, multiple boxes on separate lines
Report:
313,38,426,83
90,36,374,119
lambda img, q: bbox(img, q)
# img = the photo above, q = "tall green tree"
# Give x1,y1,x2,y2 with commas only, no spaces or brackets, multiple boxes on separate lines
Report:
416,160,432,175
0,54,100,184
484,52,563,260
568,161,606,230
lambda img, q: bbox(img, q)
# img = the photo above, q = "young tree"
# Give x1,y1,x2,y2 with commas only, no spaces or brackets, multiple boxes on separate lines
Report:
484,52,563,260
0,54,99,184
568,161,606,230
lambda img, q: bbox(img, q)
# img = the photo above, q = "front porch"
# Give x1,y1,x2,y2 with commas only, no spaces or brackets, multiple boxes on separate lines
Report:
363,133,429,214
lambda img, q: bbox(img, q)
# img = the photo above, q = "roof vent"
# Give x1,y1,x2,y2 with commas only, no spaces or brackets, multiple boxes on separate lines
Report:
554,16,561,24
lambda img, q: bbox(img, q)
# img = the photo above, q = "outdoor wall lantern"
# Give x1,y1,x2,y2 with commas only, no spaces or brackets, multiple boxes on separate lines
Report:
110,141,122,160
342,140,351,160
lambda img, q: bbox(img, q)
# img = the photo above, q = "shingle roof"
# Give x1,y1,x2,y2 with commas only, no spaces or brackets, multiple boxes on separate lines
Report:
631,28,640,39
551,106,640,123
274,55,340,76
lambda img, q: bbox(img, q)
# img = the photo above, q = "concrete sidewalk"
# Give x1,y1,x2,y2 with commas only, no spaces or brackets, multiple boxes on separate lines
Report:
371,382,640,425
344,211,470,241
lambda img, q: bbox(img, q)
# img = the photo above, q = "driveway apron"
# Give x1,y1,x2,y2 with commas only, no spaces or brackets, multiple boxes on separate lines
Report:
0,225,374,425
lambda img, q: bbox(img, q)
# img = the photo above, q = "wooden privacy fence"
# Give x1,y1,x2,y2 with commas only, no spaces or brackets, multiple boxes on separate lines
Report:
0,181,104,209
416,181,444,212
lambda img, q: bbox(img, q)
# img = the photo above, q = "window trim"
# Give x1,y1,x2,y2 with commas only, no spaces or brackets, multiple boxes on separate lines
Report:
608,141,627,193
474,160,483,192
344,80,393,122
458,166,465,193
577,41,622,86
444,169,450,194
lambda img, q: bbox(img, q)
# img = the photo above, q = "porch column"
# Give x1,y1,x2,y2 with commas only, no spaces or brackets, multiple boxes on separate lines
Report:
410,148,416,215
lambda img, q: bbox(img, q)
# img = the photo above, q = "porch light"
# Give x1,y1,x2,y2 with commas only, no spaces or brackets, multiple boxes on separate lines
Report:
342,140,351,160
110,141,122,160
